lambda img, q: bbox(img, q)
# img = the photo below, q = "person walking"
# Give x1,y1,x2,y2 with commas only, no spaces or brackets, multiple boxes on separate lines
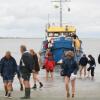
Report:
0,51,17,98
19,45,35,99
61,51,79,98
30,49,43,89
44,52,55,80
79,54,88,78
87,55,96,80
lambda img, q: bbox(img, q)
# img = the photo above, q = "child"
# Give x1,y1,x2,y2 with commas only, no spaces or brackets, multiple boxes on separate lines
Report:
44,52,55,80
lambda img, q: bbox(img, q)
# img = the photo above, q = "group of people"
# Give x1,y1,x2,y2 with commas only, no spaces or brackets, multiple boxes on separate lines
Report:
79,54,96,80
60,51,100,98
0,45,100,99
0,45,43,99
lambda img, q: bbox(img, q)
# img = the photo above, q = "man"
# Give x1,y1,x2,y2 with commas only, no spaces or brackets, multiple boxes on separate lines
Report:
79,54,88,78
98,54,100,64
20,45,35,99
0,51,17,98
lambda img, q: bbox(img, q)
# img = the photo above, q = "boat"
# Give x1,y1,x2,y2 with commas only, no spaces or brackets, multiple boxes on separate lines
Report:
40,0,83,65
40,25,83,64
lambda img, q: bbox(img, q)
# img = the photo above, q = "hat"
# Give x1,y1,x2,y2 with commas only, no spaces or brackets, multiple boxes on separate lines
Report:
65,51,74,58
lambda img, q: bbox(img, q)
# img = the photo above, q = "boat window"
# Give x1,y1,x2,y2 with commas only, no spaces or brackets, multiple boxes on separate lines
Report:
48,33,60,37
48,33,54,37
63,33,74,37
54,33,59,37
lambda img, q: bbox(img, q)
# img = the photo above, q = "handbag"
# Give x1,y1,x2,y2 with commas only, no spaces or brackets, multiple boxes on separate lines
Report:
70,73,77,80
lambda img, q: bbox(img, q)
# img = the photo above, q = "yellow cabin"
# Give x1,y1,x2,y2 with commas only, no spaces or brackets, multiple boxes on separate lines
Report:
47,26,76,33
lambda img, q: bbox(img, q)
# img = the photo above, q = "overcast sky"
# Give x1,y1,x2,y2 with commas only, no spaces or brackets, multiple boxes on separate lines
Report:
0,0,100,38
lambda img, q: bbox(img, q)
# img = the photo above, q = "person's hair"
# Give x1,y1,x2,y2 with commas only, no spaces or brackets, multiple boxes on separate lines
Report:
30,49,36,55
38,51,42,55
5,51,11,55
83,54,86,57
5,51,12,58
88,55,93,59
20,45,27,52
65,51,74,58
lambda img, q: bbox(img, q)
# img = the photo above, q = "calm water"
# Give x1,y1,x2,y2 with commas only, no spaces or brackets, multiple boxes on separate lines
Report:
0,38,100,91
0,38,43,63
0,38,99,62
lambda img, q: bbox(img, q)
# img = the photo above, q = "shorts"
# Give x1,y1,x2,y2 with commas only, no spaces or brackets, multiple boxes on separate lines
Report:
46,69,54,72
64,73,71,78
81,65,86,68
3,76,14,83
22,73,31,81
17,70,22,79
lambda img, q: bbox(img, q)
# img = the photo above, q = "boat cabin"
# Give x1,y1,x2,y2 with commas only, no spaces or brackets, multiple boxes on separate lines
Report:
46,26,76,40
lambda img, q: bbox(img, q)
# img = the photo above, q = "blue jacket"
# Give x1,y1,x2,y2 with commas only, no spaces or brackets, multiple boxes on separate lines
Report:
61,58,79,77
0,56,17,77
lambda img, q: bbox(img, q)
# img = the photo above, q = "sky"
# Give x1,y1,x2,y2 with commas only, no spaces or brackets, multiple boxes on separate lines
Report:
0,0,100,38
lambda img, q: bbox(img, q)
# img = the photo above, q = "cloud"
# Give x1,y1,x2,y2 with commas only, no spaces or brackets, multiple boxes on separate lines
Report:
0,0,99,38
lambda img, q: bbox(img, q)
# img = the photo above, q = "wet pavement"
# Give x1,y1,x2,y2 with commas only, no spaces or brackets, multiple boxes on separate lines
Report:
0,65,100,100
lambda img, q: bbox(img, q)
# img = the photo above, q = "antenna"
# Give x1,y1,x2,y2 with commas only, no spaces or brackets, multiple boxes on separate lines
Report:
52,0,71,26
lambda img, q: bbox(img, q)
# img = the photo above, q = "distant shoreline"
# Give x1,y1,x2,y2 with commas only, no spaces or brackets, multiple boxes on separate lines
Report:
0,37,99,39
0,37,43,39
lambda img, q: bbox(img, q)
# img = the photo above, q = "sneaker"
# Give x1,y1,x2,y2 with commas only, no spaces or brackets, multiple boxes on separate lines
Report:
72,94,75,98
32,84,37,89
5,92,8,97
67,93,70,98
39,82,43,88
8,93,12,99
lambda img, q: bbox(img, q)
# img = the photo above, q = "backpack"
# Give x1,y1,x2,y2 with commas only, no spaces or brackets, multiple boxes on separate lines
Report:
21,52,35,73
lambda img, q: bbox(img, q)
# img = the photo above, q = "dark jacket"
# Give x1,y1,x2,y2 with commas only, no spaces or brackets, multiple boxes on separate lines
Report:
32,54,40,72
98,54,100,64
62,58,79,77
88,58,96,67
20,51,35,73
0,56,17,77
79,56,88,66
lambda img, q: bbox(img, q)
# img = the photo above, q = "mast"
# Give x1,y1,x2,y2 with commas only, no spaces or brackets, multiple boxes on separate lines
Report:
52,0,71,26
60,0,62,26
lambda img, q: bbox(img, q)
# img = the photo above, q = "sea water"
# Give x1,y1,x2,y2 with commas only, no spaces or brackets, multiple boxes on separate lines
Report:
0,38,99,90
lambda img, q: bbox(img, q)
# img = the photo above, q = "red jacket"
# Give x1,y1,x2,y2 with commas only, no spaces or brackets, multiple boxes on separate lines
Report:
44,58,55,71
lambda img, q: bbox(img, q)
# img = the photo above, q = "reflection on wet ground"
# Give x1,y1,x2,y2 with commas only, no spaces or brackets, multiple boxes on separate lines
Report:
0,66,100,100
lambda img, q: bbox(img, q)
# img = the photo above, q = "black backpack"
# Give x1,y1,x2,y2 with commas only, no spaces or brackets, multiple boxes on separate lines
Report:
98,54,100,64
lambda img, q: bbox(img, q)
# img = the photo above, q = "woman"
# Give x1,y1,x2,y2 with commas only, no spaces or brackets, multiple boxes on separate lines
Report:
87,55,96,80
61,51,79,98
0,51,17,98
44,52,55,80
30,49,43,89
